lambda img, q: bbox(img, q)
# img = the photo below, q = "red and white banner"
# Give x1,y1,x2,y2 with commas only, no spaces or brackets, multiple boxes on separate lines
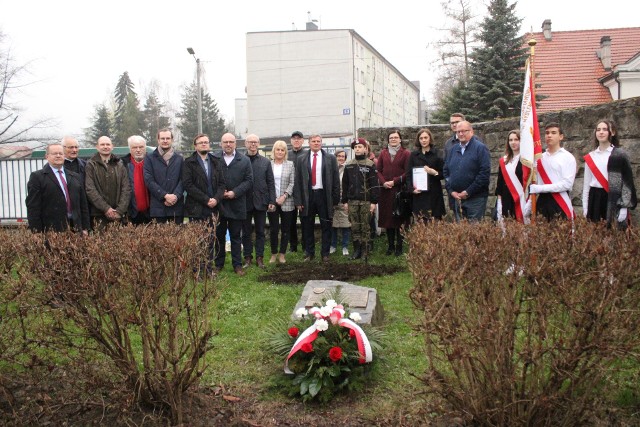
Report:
520,59,542,188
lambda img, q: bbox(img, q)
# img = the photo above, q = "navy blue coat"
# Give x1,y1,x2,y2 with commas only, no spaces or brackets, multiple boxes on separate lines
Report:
143,149,184,217
443,135,491,199
212,151,253,220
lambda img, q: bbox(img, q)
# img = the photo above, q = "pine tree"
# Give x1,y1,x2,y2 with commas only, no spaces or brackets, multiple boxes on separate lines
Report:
88,104,113,142
177,82,226,149
142,91,170,143
113,71,144,146
464,0,527,121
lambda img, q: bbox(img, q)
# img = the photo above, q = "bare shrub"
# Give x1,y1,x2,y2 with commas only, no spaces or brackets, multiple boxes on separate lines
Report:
13,222,219,424
407,219,640,425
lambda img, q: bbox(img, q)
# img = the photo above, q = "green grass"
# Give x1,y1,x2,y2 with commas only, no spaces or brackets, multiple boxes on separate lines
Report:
202,235,430,418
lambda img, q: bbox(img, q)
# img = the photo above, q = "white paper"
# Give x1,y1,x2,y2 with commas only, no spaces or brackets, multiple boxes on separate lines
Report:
412,167,429,191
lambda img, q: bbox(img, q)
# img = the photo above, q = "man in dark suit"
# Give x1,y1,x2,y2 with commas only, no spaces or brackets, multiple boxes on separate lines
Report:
293,134,340,262
241,134,275,269
182,133,225,269
26,143,90,234
212,133,253,276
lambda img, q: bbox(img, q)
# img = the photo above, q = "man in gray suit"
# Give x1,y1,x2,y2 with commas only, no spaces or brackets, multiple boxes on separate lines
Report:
293,134,340,262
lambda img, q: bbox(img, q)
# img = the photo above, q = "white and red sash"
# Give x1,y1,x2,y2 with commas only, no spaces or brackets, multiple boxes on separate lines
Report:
583,153,609,192
537,157,575,219
499,156,525,222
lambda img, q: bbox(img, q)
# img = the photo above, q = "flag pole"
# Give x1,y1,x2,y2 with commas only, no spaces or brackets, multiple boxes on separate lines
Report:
528,38,538,221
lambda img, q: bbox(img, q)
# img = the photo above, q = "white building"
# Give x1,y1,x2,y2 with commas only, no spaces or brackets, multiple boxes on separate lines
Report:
246,27,420,145
234,98,248,139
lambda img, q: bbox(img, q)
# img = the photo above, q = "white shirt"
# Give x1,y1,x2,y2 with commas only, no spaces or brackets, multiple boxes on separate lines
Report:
223,151,236,166
49,164,69,201
310,150,323,190
582,145,613,214
273,163,283,197
535,148,577,194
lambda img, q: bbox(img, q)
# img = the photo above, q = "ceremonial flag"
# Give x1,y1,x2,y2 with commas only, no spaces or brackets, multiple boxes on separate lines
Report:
520,59,542,187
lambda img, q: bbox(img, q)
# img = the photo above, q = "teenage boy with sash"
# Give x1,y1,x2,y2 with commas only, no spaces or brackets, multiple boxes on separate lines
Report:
528,122,577,221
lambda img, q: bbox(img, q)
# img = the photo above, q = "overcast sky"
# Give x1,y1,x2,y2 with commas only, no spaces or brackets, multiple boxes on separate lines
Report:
2,0,637,140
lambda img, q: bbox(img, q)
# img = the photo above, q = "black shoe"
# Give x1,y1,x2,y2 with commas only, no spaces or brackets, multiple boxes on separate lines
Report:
242,256,252,269
394,247,403,257
303,254,315,262
385,247,394,256
351,241,362,260
289,246,298,253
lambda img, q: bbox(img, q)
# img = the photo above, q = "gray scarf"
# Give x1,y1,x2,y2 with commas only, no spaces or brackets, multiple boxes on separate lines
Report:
388,145,400,162
158,146,174,165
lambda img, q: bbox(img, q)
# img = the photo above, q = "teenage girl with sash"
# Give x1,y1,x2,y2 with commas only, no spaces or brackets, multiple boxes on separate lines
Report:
495,130,525,222
582,120,637,228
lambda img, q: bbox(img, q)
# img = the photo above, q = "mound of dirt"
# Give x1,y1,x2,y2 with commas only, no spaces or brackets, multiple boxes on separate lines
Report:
258,261,405,284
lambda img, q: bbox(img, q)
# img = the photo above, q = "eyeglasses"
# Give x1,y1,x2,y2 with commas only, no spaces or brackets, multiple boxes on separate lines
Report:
159,137,172,141
65,146,79,149
221,141,236,144
245,140,259,145
195,141,210,145
456,129,471,134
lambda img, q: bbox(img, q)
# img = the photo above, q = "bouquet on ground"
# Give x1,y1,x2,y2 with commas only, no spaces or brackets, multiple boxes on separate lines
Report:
268,299,383,402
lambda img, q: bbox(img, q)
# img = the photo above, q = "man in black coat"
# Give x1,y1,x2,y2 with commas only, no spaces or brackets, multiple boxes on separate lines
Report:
26,143,90,234
183,133,226,268
293,134,340,262
212,133,253,276
241,134,276,269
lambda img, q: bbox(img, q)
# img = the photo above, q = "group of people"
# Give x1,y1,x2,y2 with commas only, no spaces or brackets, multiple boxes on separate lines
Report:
25,117,637,275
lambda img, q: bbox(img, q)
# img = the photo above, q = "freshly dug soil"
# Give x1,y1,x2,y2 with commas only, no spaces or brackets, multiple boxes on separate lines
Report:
258,261,405,284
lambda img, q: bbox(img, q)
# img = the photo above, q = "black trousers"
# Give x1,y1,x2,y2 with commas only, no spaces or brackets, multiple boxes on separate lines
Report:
268,207,293,254
242,209,267,259
302,189,332,257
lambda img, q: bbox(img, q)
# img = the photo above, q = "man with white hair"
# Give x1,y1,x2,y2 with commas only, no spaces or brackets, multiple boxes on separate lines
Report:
62,136,86,185
122,135,151,224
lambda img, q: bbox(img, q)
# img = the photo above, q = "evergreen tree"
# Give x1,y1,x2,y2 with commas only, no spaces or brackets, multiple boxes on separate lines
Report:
177,82,226,149
142,91,170,143
113,71,144,146
465,0,527,121
88,104,113,142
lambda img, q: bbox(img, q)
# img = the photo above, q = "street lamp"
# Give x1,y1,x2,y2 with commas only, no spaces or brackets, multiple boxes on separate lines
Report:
186,47,203,135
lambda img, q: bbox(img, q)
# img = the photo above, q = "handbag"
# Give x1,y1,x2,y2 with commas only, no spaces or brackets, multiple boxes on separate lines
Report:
392,187,412,218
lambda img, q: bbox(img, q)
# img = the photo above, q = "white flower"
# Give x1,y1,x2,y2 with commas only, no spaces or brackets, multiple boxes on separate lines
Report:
319,306,332,317
325,299,338,309
315,319,329,331
295,307,308,319
349,312,362,322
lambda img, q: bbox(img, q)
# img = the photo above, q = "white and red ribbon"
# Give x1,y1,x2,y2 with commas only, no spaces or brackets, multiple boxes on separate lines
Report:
284,318,373,374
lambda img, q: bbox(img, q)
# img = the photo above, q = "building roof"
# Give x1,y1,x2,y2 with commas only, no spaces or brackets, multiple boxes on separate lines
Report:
530,26,640,113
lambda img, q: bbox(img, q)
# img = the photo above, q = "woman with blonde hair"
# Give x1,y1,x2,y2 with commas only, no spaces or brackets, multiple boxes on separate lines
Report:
268,140,295,263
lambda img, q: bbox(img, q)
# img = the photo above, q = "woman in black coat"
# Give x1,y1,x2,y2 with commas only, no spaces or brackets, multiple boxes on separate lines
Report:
406,128,445,222
494,130,524,222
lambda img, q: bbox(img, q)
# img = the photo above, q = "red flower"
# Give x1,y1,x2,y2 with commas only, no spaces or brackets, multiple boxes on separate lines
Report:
349,329,356,339
288,327,299,338
301,342,314,353
328,346,343,362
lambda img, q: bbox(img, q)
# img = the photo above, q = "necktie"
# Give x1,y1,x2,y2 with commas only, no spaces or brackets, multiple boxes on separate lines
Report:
58,170,72,214
311,153,318,187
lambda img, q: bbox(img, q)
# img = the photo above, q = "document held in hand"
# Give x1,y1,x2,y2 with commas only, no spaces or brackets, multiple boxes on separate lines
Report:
413,167,428,191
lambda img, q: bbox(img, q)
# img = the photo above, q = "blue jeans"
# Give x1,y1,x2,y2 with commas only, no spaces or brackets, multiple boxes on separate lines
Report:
453,196,487,222
331,227,351,249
